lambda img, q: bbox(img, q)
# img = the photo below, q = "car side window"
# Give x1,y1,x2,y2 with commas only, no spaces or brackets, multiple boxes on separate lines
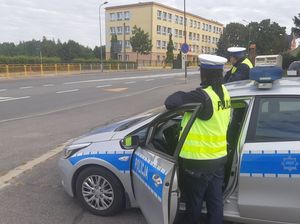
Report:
248,97,300,142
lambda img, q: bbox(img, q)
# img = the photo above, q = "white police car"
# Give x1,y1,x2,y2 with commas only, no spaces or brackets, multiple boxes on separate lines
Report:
58,66,300,224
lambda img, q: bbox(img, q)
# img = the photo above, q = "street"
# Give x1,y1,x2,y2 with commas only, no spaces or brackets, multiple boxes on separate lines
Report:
0,69,200,224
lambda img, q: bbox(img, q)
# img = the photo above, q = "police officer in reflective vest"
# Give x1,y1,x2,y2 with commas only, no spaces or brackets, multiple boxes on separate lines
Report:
223,47,253,83
165,54,231,224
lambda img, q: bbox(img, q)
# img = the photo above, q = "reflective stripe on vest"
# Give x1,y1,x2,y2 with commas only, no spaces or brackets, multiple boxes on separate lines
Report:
231,58,253,74
179,85,231,160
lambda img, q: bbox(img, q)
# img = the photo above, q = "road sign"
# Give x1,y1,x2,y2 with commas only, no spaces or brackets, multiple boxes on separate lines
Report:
181,43,189,54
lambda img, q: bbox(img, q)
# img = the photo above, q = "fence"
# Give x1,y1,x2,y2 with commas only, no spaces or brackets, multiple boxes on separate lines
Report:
0,60,198,78
0,62,138,78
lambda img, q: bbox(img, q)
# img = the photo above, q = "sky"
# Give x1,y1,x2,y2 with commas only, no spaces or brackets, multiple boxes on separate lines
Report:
0,0,299,48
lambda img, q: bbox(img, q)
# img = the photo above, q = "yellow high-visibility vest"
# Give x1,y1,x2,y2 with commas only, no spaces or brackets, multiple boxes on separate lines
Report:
179,85,231,160
231,58,253,74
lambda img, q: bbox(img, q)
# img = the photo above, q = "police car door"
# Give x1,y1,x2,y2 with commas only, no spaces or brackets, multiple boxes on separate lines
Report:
131,104,202,224
238,96,300,223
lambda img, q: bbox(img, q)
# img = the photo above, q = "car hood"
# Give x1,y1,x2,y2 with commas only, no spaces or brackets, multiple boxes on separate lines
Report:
71,114,154,144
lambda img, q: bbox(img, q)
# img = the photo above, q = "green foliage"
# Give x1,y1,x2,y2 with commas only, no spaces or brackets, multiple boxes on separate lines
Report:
110,34,119,60
173,51,182,69
0,37,99,64
0,55,61,64
130,25,152,61
292,13,300,37
217,20,288,56
93,46,106,59
166,34,174,64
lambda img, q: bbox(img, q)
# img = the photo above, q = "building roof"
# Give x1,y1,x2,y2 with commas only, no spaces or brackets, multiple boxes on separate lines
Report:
105,1,223,26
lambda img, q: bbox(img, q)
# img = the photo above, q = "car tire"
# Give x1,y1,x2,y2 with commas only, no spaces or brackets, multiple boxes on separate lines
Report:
76,166,124,216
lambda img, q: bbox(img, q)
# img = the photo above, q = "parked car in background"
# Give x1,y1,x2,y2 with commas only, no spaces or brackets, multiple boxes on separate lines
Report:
287,60,300,76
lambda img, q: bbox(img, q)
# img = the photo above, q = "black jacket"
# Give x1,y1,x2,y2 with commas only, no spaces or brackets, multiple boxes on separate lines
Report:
223,57,251,83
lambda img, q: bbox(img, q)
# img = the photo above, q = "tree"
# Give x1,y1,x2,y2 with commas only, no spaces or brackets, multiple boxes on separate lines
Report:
166,34,174,64
110,34,119,60
93,46,106,60
216,23,248,57
292,13,300,37
130,25,152,62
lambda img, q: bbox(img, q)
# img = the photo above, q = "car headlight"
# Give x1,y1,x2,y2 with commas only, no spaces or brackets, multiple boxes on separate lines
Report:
63,142,92,159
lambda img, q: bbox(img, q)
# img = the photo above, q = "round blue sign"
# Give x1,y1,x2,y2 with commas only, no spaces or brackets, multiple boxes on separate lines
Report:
181,43,189,54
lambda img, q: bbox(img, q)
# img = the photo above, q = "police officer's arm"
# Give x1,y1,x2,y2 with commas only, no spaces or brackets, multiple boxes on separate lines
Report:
223,69,232,83
164,90,205,110
227,63,250,82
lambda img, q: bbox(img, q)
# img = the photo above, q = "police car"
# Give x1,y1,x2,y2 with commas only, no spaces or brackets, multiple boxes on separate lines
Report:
58,66,300,224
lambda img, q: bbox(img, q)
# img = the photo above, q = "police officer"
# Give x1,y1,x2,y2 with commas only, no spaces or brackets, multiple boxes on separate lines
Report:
223,47,253,83
165,54,231,224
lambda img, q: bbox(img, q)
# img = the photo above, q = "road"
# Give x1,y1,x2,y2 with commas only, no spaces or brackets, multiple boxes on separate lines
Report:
0,69,200,224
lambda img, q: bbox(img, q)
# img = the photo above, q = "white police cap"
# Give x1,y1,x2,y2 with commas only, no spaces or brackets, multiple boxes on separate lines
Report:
227,47,246,57
198,54,227,69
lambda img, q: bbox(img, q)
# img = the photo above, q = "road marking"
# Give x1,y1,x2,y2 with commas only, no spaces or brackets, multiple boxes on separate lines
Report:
124,81,136,84
56,89,79,94
63,71,199,85
162,77,172,79
43,84,54,87
0,96,30,103
145,79,154,81
104,88,128,92
20,86,33,89
0,89,7,92
96,84,112,88
0,143,69,190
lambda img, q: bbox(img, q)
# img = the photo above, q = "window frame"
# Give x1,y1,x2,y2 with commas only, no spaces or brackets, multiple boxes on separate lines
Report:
246,95,300,143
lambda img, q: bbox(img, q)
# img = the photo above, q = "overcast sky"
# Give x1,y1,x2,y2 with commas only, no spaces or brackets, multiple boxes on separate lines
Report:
0,0,299,48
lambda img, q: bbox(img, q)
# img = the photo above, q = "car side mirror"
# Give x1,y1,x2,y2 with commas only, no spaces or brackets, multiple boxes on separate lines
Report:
120,135,140,149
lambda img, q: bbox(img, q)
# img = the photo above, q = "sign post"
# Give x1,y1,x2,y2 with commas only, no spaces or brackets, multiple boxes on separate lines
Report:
181,43,189,82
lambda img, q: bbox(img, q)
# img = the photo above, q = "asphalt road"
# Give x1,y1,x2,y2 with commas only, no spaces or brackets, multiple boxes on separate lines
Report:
0,69,200,224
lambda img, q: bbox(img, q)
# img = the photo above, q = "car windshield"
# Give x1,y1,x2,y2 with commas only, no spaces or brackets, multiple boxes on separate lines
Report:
115,114,156,131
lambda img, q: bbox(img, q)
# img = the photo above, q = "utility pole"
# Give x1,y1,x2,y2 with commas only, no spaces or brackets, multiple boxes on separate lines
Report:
123,22,126,61
99,1,108,72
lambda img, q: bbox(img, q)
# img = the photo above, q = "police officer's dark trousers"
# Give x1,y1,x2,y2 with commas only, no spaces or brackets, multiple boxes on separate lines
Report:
183,166,224,224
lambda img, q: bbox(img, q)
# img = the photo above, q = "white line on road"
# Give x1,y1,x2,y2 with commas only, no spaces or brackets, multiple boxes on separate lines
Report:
162,77,172,79
0,96,31,103
43,84,54,87
96,84,112,88
20,86,33,89
56,89,79,94
0,89,7,92
124,81,136,84
145,79,154,81
0,143,69,191
63,71,199,85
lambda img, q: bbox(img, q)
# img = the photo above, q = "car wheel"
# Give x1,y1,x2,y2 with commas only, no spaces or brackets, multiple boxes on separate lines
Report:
76,166,124,216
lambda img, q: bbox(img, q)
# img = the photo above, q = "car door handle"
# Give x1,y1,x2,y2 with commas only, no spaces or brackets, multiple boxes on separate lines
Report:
152,174,162,187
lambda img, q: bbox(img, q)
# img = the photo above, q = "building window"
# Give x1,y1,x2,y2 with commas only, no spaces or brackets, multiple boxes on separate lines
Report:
179,16,183,25
190,19,193,27
110,13,116,21
168,27,172,35
124,26,130,34
189,32,192,40
124,11,130,20
157,10,162,19
125,55,129,61
156,40,161,48
193,33,196,40
125,40,131,48
202,23,205,30
174,42,178,50
162,41,166,49
117,12,123,20
174,29,178,38
162,12,167,21
110,27,116,34
205,24,208,31
175,15,179,24
117,26,123,34
157,55,160,61
208,36,211,43
196,45,199,53
179,30,183,38
197,33,200,41
118,55,122,61
157,25,161,34
162,26,167,35
117,40,122,48
209,25,212,32
168,13,172,22
193,20,197,28
198,22,201,29
205,35,208,42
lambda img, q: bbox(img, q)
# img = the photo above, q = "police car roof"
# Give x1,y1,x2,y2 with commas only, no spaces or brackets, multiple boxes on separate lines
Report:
225,77,300,97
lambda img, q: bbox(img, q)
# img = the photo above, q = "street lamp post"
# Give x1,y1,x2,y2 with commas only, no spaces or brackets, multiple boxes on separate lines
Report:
99,1,108,72
183,0,187,82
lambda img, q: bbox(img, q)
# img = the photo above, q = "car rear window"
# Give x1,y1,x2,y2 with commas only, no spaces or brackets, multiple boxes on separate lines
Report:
288,61,300,70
